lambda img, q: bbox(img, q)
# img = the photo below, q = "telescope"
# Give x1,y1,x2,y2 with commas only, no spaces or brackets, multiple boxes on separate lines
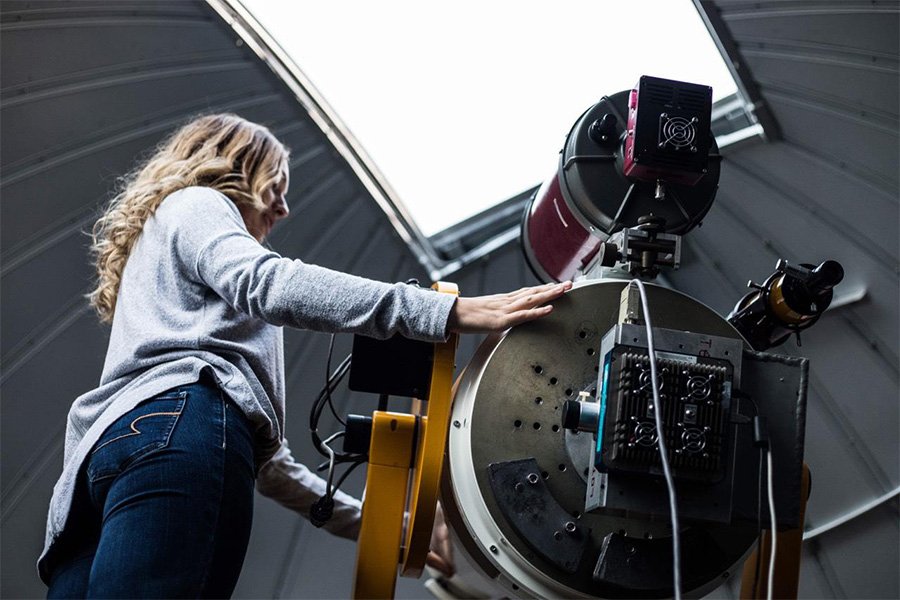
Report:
323,76,842,599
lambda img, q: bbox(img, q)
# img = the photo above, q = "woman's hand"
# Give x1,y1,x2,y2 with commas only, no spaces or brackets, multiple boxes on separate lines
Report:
447,281,572,334
425,502,454,577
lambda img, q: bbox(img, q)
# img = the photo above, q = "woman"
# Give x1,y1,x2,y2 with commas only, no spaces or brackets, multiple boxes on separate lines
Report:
40,114,570,597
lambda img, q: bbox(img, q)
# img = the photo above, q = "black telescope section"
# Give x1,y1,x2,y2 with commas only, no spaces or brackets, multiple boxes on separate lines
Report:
559,90,721,236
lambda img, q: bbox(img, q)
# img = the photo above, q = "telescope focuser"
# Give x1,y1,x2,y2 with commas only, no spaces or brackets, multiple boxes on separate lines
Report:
727,258,844,350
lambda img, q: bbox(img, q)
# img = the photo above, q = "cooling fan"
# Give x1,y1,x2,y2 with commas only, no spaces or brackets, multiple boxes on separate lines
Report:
659,113,699,151
623,75,713,185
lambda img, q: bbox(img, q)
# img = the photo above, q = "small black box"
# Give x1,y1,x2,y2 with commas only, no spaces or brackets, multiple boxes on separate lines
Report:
624,75,713,185
348,334,434,399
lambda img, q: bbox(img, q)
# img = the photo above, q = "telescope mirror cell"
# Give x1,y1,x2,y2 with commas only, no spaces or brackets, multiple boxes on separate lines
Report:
443,280,757,598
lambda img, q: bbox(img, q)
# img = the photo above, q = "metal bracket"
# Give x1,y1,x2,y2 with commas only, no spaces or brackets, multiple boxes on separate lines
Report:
487,458,591,573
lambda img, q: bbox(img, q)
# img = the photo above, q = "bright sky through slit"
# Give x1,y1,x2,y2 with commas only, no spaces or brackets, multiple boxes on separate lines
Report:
241,0,737,236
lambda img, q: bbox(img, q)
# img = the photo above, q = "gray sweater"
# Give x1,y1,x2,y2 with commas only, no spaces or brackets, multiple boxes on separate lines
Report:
40,186,456,576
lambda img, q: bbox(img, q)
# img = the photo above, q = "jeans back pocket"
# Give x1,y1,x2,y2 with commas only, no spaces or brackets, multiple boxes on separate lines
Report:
87,392,187,483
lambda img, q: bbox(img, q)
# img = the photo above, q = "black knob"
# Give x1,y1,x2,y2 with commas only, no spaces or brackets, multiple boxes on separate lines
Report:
562,400,581,430
637,214,667,229
589,113,619,144
598,242,620,267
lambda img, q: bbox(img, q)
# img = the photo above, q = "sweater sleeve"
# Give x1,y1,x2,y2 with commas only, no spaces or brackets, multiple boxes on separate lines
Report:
256,440,361,540
159,187,456,341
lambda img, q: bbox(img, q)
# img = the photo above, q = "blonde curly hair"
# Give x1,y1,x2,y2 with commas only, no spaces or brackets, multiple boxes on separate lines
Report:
88,113,290,323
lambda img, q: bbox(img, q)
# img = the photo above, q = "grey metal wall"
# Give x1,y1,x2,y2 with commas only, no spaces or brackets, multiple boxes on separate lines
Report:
1,0,897,598
679,4,899,597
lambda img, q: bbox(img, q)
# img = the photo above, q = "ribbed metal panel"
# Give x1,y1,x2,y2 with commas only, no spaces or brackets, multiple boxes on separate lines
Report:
679,4,899,597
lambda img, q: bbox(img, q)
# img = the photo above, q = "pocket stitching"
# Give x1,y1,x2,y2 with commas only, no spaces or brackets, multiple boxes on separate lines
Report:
87,394,186,482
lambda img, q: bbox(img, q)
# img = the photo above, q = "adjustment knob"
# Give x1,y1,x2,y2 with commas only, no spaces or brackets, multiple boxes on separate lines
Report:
637,214,667,230
562,400,582,430
597,242,620,267
561,398,601,433
589,113,619,144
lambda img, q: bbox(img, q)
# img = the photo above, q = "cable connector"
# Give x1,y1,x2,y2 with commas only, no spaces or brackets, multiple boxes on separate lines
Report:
309,495,335,528
752,416,770,449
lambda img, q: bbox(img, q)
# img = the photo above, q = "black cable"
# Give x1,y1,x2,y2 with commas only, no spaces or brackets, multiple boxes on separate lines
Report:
309,353,355,461
316,454,365,472
310,355,350,431
325,334,347,426
306,335,368,530
332,459,365,495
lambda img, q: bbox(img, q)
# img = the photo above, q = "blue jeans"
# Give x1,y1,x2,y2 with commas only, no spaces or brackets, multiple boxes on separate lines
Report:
46,374,256,598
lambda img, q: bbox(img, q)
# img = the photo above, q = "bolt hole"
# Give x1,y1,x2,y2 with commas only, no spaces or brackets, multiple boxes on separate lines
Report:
552,424,560,432
633,337,639,343
554,531,562,541
514,419,522,428
724,350,730,356
587,348,595,356
572,511,582,519
578,331,587,339
679,344,684,349
644,532,653,539
541,471,549,480
534,365,543,374
550,377,558,385
565,388,573,396
512,584,519,591
558,463,567,472
534,396,543,405
533,422,541,430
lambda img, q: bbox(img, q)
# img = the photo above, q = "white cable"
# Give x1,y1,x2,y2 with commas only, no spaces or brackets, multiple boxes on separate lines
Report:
766,448,778,600
631,279,682,600
322,431,344,497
